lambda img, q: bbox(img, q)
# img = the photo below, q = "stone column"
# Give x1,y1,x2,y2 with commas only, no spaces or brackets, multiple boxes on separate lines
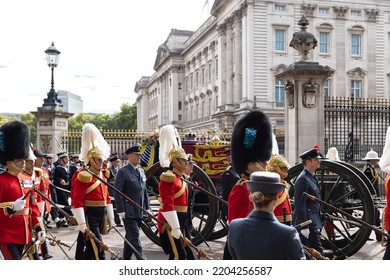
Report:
217,23,227,108
233,10,243,104
276,62,334,163
225,17,234,106
32,106,73,158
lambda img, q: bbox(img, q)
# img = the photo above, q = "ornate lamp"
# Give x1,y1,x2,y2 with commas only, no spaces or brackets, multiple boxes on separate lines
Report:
43,42,62,107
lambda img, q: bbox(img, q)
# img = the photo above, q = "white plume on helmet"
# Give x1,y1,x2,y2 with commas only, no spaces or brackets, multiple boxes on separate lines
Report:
272,133,279,155
79,123,110,165
379,126,390,172
159,124,181,168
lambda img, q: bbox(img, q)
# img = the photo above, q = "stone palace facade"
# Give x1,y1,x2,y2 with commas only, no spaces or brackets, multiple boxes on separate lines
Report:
134,0,390,133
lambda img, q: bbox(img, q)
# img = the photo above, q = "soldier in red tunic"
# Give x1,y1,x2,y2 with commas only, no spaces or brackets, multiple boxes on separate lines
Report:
70,123,114,260
157,124,190,260
267,154,293,225
224,110,273,259
0,121,45,260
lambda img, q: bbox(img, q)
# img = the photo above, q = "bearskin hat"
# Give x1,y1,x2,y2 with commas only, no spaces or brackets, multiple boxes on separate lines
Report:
0,121,30,165
231,110,272,175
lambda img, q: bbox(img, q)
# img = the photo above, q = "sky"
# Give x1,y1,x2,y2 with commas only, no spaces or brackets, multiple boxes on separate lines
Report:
0,0,212,114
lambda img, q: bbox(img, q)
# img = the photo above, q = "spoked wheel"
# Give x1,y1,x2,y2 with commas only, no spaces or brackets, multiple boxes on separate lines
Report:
141,162,219,246
286,160,375,259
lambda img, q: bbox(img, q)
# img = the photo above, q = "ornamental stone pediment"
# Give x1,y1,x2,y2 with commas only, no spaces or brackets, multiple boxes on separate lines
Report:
347,67,367,78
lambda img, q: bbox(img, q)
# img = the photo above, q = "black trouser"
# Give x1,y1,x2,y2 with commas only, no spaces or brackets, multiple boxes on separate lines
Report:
83,206,106,260
0,243,24,260
122,217,145,260
299,228,324,258
160,212,188,260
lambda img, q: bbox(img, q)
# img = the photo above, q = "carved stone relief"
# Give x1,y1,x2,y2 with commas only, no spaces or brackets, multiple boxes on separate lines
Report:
303,79,318,108
285,80,294,109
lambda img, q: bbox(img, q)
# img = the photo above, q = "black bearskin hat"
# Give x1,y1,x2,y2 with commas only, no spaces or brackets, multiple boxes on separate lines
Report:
231,110,272,175
0,121,30,165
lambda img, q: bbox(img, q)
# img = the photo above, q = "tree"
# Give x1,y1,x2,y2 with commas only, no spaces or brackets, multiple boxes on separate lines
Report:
112,103,137,130
20,113,37,146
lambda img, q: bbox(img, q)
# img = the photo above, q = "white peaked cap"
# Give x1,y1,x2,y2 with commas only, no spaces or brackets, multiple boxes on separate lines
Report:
159,124,181,168
379,126,390,172
272,133,279,155
79,123,110,165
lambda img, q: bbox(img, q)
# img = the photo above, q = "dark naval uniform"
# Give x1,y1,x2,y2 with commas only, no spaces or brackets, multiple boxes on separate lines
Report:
292,168,323,253
228,211,305,260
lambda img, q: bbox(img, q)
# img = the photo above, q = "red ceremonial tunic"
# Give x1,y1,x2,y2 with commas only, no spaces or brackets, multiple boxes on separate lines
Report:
157,172,188,233
274,181,292,223
0,172,41,244
71,168,111,209
228,178,254,224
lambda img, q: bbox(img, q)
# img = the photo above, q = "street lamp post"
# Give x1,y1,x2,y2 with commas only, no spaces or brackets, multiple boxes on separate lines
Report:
43,42,62,107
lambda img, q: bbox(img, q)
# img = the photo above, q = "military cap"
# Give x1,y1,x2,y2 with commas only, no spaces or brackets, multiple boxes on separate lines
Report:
44,154,53,159
58,153,69,159
299,148,321,160
109,154,120,162
246,171,285,193
125,145,142,155
33,149,46,158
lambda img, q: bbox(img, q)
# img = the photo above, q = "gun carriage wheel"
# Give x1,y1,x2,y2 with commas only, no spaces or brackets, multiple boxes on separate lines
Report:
141,162,219,246
287,160,375,259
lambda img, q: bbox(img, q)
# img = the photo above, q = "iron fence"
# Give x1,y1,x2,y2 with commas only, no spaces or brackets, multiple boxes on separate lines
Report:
324,96,390,163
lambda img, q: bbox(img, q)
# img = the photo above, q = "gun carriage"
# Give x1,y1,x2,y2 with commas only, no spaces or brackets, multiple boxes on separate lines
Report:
140,140,384,259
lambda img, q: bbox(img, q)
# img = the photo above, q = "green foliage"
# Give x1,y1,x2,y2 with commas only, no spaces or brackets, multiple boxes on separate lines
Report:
0,115,8,126
68,103,137,131
111,103,137,130
20,113,37,146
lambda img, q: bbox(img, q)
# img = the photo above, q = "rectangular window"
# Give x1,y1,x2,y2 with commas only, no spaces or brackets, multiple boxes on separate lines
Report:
196,72,199,87
275,78,285,104
202,68,205,84
351,34,361,56
351,10,361,17
178,101,182,111
324,79,330,97
275,29,285,52
208,64,211,81
275,4,286,11
319,32,329,54
351,80,361,98
319,8,329,14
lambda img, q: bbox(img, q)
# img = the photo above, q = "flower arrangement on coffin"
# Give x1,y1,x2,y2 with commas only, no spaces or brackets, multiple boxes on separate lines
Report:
142,130,159,146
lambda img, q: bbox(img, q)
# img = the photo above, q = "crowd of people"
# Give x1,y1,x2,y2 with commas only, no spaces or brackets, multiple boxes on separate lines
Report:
1,108,390,260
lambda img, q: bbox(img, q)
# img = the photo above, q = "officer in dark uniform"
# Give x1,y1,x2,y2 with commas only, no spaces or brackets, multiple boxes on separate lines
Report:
292,148,323,255
362,149,382,241
53,153,71,224
228,172,305,260
114,145,150,260
220,148,240,222
107,154,123,227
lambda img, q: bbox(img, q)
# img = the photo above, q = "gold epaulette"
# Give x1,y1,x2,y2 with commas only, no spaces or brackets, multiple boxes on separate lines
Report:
236,178,247,186
105,169,110,178
160,170,176,183
77,170,92,183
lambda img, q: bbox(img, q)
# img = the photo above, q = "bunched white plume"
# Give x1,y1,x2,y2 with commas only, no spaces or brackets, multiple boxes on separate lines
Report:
79,123,110,165
159,124,181,168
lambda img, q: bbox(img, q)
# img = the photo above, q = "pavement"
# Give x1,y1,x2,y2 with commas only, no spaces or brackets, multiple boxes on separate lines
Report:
18,221,386,261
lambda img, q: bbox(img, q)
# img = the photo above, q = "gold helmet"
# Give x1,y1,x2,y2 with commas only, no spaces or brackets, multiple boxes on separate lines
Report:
267,154,290,180
168,146,187,162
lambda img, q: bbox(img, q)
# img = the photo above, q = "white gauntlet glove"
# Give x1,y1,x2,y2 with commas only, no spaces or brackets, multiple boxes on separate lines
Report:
71,207,86,233
162,211,183,240
118,212,125,219
301,228,310,239
37,230,46,243
105,204,115,227
12,197,26,211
